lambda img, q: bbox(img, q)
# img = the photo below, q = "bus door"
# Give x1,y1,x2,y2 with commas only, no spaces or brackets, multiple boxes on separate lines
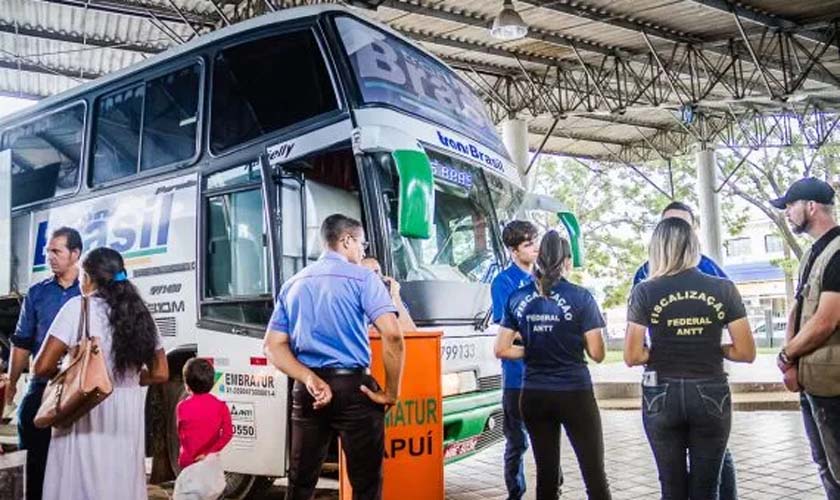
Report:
198,159,288,477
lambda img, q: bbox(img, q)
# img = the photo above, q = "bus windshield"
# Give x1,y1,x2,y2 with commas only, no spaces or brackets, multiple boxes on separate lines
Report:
335,16,509,160
375,150,520,284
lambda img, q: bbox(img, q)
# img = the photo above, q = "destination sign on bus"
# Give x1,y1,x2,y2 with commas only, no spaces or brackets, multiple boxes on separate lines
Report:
336,16,509,161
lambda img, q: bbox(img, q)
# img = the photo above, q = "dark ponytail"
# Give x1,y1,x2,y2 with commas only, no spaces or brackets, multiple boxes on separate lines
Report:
82,247,157,379
534,231,572,296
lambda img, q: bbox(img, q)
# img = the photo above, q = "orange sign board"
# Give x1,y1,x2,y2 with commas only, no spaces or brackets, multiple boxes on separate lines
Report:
340,330,444,500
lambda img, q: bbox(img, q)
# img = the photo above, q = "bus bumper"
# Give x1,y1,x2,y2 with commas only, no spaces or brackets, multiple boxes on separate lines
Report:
442,389,503,464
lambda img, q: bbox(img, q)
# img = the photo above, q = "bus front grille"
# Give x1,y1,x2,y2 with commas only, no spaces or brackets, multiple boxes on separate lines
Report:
477,374,502,391
475,411,504,452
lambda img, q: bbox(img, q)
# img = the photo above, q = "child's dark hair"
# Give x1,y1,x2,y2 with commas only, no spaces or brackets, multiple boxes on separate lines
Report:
502,220,539,250
183,358,215,394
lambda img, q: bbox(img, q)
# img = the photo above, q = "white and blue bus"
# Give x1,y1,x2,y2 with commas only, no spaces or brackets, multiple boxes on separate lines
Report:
0,5,551,497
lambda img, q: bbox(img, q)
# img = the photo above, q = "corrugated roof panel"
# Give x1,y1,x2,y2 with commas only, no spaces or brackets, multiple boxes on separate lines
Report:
2,0,191,49
0,67,81,99
0,33,146,78
731,0,840,25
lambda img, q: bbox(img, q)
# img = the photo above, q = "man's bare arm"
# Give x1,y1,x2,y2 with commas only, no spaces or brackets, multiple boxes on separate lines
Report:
368,313,404,404
785,292,840,359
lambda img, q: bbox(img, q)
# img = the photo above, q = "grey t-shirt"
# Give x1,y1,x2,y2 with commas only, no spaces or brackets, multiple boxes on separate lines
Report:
627,268,747,378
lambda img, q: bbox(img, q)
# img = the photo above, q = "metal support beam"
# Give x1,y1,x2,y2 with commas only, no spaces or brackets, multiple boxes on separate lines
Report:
520,0,704,45
0,22,166,54
529,125,632,147
381,0,622,58
34,0,217,28
688,0,837,46
0,59,100,80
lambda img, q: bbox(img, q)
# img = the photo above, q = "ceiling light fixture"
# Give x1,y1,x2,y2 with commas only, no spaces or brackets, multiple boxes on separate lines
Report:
491,0,528,41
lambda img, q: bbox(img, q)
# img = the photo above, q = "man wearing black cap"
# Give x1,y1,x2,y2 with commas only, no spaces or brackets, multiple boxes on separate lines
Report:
772,177,840,499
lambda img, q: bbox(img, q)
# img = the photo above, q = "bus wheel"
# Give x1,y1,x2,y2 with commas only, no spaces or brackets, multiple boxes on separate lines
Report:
223,474,274,499
163,377,187,476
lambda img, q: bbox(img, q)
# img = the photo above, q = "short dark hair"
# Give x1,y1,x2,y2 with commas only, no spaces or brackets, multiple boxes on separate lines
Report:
661,201,695,223
502,220,538,250
320,214,363,247
50,227,83,254
183,358,215,394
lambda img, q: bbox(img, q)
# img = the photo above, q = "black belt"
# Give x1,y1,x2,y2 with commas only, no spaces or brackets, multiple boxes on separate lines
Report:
312,367,370,376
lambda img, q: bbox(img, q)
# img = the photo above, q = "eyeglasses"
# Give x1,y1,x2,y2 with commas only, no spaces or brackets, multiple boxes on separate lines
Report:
348,235,370,250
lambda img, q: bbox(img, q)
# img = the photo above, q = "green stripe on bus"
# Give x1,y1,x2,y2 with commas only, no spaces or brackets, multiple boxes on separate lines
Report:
31,246,167,272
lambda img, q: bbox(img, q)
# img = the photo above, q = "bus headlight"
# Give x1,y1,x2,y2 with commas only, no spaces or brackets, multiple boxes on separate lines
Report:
442,371,478,397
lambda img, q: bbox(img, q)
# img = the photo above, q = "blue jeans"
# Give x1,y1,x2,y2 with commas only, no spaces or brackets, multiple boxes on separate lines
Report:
801,392,840,500
18,381,51,500
642,377,731,500
719,449,737,500
503,389,531,500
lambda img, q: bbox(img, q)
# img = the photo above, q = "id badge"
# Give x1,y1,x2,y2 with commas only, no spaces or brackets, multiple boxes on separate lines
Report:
642,371,658,387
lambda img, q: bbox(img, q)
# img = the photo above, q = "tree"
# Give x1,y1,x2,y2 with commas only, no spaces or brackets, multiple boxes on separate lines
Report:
531,156,690,309
715,140,840,305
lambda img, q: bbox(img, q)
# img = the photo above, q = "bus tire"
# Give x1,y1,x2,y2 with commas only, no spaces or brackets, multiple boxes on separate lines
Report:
223,474,274,499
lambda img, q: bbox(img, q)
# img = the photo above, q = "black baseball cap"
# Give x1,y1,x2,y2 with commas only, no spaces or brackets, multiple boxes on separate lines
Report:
769,177,835,209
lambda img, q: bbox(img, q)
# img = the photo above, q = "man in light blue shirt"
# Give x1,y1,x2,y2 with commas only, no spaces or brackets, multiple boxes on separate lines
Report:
263,214,404,500
491,220,540,500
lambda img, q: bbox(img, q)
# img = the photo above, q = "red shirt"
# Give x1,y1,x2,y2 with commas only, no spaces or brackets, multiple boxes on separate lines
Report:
176,393,233,469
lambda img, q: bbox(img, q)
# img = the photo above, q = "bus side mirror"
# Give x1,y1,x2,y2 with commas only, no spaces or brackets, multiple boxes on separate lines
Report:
392,150,434,239
558,211,583,268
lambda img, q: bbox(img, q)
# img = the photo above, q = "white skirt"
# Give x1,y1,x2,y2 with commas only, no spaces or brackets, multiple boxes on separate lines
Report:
42,385,147,500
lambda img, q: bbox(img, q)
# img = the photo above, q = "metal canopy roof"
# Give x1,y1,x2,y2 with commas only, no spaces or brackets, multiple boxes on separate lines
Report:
2,0,840,163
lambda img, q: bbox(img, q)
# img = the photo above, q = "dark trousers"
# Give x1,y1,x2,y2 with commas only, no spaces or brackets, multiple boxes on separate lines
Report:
502,389,531,500
719,449,737,500
521,389,611,500
642,377,731,500
801,392,840,500
286,372,385,500
17,382,50,500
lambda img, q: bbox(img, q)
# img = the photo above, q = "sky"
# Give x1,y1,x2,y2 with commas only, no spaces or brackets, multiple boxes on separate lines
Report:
0,96,36,119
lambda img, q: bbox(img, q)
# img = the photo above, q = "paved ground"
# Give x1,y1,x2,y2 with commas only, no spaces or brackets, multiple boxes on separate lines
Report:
446,410,824,500
151,409,824,499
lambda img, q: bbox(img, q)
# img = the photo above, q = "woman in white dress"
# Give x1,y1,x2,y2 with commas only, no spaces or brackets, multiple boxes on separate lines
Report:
33,247,169,500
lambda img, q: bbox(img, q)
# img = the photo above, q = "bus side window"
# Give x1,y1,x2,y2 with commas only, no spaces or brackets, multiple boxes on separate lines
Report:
91,63,201,185
202,164,272,328
209,29,338,153
1,104,84,207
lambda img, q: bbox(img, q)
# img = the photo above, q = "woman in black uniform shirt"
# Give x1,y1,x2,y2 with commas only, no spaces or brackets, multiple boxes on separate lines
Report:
495,231,611,500
624,217,755,500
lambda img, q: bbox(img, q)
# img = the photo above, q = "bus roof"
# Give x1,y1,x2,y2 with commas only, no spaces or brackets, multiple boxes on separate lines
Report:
0,4,354,126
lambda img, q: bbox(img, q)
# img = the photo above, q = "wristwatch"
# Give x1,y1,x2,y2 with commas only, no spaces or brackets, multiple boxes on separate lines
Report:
778,348,793,366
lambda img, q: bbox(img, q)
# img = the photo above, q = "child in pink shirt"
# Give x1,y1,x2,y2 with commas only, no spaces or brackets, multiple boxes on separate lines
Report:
176,358,233,469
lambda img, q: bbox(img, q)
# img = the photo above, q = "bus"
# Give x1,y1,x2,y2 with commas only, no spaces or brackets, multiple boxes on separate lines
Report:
0,5,568,497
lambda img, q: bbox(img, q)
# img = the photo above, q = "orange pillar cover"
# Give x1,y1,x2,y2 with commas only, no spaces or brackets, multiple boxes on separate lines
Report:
340,331,444,500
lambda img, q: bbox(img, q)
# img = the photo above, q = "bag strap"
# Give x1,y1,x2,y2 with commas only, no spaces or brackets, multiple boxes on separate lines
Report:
75,296,90,343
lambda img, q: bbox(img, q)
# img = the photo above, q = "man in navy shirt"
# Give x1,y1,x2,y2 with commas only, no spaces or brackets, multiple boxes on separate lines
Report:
633,201,727,284
632,201,736,500
263,214,404,500
491,220,540,500
6,227,82,500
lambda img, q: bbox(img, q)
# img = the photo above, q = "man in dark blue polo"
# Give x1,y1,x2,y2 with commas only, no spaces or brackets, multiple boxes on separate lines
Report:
632,201,736,500
5,227,82,500
263,214,405,500
491,220,540,500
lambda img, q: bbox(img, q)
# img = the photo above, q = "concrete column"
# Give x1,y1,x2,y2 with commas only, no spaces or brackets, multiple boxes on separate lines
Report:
696,145,723,264
501,118,531,189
